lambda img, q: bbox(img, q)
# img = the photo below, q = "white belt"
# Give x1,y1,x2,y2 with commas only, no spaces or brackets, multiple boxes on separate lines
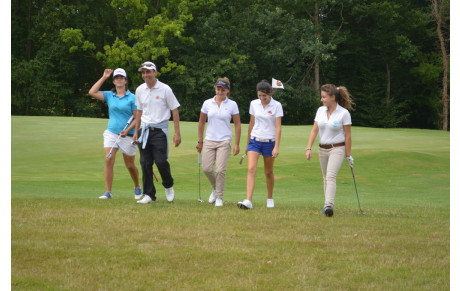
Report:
251,137,275,143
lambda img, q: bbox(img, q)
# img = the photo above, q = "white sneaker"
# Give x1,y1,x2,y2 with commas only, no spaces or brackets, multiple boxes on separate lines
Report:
208,190,217,203
267,199,275,208
137,195,154,204
215,198,223,207
237,199,253,209
165,187,175,202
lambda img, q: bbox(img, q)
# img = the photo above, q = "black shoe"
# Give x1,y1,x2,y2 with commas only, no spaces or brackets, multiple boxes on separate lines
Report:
321,206,334,217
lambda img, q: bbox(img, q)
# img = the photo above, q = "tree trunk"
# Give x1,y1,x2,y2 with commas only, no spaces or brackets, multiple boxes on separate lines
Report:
386,63,391,107
432,0,449,130
313,2,320,96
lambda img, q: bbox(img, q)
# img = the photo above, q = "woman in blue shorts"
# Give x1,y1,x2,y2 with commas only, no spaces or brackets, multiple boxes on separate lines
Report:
88,68,141,200
238,80,283,209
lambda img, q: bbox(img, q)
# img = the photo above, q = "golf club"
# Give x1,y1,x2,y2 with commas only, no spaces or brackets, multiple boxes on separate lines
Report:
198,152,203,202
106,115,134,159
350,166,365,214
239,153,247,165
152,168,159,183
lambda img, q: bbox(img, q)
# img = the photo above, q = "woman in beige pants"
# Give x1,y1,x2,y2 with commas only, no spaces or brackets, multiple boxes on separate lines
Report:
197,78,241,207
305,84,354,217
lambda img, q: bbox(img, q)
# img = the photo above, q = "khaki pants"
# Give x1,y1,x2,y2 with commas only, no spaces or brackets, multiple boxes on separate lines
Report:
202,139,232,199
318,146,345,207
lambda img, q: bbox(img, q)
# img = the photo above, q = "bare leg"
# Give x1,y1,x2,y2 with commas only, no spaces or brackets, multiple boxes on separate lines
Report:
263,156,275,199
123,153,140,188
246,151,260,201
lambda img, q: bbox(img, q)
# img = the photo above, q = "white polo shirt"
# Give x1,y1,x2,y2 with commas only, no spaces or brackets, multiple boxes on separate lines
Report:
315,104,352,145
201,96,239,141
249,97,283,139
135,80,180,124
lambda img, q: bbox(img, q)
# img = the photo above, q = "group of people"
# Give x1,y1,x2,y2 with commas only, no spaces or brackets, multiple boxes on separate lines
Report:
89,61,354,217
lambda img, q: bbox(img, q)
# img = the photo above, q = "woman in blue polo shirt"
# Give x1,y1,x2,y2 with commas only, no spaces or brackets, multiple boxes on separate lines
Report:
196,77,241,207
305,84,354,217
88,68,141,200
238,80,283,209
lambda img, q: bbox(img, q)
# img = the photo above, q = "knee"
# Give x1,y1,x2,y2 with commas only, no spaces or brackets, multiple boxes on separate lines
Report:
202,165,213,175
105,158,115,167
264,170,274,178
215,168,226,177
247,167,257,176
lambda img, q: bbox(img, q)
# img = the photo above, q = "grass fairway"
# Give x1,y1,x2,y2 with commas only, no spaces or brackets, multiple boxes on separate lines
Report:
11,116,449,290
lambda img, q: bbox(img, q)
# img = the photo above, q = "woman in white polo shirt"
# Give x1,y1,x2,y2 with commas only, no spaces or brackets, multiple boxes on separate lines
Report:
237,80,283,209
196,78,241,207
305,84,354,217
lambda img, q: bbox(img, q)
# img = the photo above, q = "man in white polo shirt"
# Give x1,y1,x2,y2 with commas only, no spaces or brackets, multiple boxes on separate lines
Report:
133,61,181,204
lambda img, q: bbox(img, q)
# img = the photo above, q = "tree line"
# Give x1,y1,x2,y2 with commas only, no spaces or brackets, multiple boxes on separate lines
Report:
11,0,449,129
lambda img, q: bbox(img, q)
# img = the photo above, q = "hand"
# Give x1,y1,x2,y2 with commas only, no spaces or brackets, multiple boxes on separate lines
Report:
272,147,279,158
305,150,312,160
346,156,354,168
103,69,113,79
173,133,181,147
196,142,203,153
132,132,138,143
233,144,240,156
120,129,128,137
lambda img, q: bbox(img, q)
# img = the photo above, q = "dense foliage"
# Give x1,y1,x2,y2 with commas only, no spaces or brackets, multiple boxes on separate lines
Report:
11,0,449,129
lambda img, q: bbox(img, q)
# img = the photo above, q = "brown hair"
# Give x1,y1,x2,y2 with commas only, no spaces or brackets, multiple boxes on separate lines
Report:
216,77,231,96
321,84,354,110
256,80,273,94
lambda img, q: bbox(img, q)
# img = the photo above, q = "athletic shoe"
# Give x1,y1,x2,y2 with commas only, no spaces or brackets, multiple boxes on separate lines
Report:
208,190,217,204
99,192,112,199
215,198,223,207
237,199,253,209
321,206,334,217
137,195,154,204
165,187,175,202
267,198,275,208
134,187,143,200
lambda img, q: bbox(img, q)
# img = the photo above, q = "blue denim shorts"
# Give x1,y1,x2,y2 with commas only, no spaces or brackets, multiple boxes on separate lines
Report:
247,138,275,157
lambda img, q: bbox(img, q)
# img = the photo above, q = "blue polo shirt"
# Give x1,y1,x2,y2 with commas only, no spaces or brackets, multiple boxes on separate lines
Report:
103,90,137,135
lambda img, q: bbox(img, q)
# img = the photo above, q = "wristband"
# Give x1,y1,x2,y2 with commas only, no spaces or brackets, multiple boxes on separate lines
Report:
197,141,203,144
306,148,312,151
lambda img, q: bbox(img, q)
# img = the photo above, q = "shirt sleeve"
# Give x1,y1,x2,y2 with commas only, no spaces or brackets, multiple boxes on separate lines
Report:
102,91,111,103
343,110,352,125
232,101,239,115
165,86,180,110
275,102,284,117
201,100,208,114
249,101,255,116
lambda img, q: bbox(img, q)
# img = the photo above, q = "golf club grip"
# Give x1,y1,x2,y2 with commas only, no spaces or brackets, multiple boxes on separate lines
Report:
126,115,134,125
198,152,201,164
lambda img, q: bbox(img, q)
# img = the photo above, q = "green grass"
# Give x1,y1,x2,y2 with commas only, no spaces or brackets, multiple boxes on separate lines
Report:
11,116,450,290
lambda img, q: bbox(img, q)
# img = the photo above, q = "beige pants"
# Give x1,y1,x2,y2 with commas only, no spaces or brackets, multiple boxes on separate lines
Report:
318,146,345,207
202,139,232,199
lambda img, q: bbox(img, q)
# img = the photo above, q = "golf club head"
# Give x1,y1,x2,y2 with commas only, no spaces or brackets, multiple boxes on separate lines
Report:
239,154,246,165
198,199,204,203
106,153,112,159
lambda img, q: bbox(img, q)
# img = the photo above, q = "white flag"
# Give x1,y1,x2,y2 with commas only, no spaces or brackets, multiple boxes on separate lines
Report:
272,78,284,89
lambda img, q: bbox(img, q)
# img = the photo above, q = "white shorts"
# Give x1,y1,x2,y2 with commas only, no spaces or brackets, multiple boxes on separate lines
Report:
103,130,137,156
